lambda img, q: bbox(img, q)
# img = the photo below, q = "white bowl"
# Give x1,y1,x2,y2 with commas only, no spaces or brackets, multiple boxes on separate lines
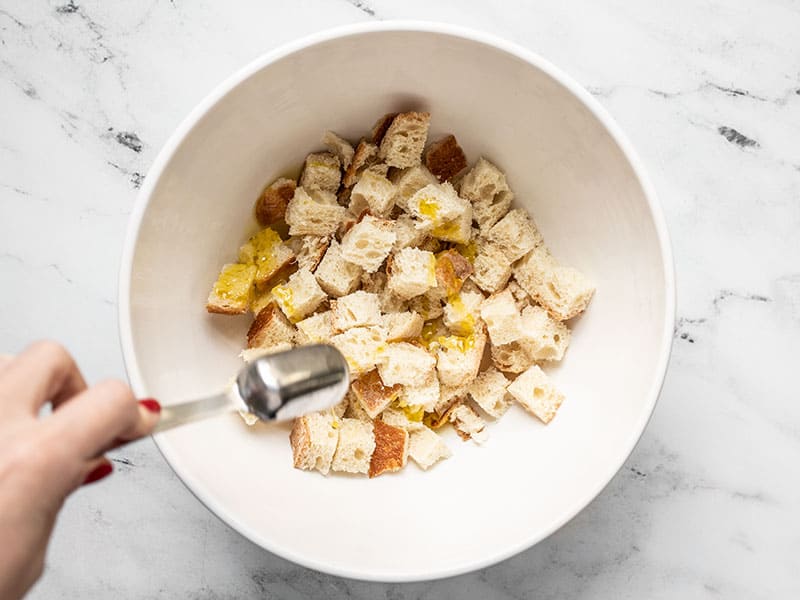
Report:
119,22,674,582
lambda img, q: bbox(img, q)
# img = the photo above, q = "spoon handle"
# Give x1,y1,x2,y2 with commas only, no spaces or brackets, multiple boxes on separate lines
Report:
153,392,235,433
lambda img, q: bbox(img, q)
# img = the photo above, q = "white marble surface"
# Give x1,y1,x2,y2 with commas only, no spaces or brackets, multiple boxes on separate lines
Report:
1,0,798,597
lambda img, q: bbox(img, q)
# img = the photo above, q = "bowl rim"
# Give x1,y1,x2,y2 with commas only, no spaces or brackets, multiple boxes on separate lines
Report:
118,20,676,583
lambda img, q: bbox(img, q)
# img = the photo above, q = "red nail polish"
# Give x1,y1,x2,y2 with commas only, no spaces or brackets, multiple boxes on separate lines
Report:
139,398,161,413
83,462,113,485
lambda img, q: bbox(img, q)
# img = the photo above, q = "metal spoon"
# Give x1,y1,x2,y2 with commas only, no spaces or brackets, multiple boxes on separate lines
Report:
153,344,349,433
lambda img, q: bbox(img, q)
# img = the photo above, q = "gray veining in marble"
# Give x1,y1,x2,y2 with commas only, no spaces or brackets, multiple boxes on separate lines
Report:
1,0,798,598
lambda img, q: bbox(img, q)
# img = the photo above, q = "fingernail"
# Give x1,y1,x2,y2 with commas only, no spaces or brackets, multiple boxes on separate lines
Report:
83,462,113,485
139,398,161,413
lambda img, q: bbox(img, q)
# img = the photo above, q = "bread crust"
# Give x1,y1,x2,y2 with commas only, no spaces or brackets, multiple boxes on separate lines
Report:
424,134,468,182
369,419,409,477
255,178,296,226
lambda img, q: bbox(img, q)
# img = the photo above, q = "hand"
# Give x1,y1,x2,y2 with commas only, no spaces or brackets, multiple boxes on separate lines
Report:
0,341,160,600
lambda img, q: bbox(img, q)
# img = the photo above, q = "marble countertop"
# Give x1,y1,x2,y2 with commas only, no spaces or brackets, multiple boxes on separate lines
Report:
2,0,798,597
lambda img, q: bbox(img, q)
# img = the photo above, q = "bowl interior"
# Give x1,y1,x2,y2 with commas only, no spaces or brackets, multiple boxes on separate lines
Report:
122,26,672,581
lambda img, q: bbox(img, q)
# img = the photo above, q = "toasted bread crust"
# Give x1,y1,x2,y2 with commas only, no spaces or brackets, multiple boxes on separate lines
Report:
343,140,379,187
246,302,290,348
369,112,398,144
352,370,401,418
205,303,247,315
289,417,310,469
435,249,474,296
369,419,409,477
255,178,296,226
425,135,468,182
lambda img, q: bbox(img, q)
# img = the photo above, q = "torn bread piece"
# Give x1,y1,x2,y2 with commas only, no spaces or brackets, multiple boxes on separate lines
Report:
391,164,438,212
458,157,513,231
443,289,484,337
343,388,372,421
255,178,296,226
435,331,487,387
322,131,355,169
330,290,382,331
430,206,473,245
382,311,424,342
351,370,401,419
300,152,341,193
513,246,595,321
380,407,425,432
340,214,396,273
369,420,410,477
468,367,511,418
271,267,327,322
330,326,387,376
289,412,339,475
518,304,571,361
378,342,436,388
343,140,379,187
387,247,437,300
472,239,512,294
238,227,296,289
408,288,445,321
479,288,523,346
408,427,452,469
449,403,489,444
393,214,428,250
434,249,474,297
424,134,468,183
349,169,396,217
507,364,565,424
315,239,363,297
285,187,347,237
486,208,543,262
206,263,256,315
400,372,441,413
378,111,431,168
506,280,532,310
295,310,334,344
290,235,330,273
407,182,468,230
246,303,296,349
331,418,376,474
490,339,536,374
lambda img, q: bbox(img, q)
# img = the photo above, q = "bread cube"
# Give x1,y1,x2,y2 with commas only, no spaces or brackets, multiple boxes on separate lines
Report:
387,247,437,300
407,182,468,229
369,420,410,477
399,373,441,412
479,289,522,346
255,178,296,226
343,140,379,187
459,157,513,231
343,388,372,421
330,418,375,474
300,152,341,193
468,367,511,418
486,209,543,262
408,288,444,320
378,111,431,168
271,267,326,322
330,326,387,375
391,164,438,212
380,407,425,432
351,370,401,419
331,290,382,332
289,412,339,474
424,134,468,183
443,290,484,337
315,239,363,297
349,170,396,217
472,240,512,293
339,214,396,273
513,246,595,321
378,342,436,387
435,331,486,387
431,208,473,245
290,235,330,273
490,340,535,374
295,310,334,344
246,303,296,349
434,249,474,297
507,365,565,424
382,311,424,342
285,187,347,236
206,263,256,315
238,228,296,287
518,304,571,361
322,130,355,169
449,403,488,444
408,427,452,470
393,214,428,250
506,280,532,309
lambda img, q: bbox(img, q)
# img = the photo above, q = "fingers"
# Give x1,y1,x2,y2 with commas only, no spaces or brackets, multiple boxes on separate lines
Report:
80,457,113,486
43,379,160,459
0,341,87,415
